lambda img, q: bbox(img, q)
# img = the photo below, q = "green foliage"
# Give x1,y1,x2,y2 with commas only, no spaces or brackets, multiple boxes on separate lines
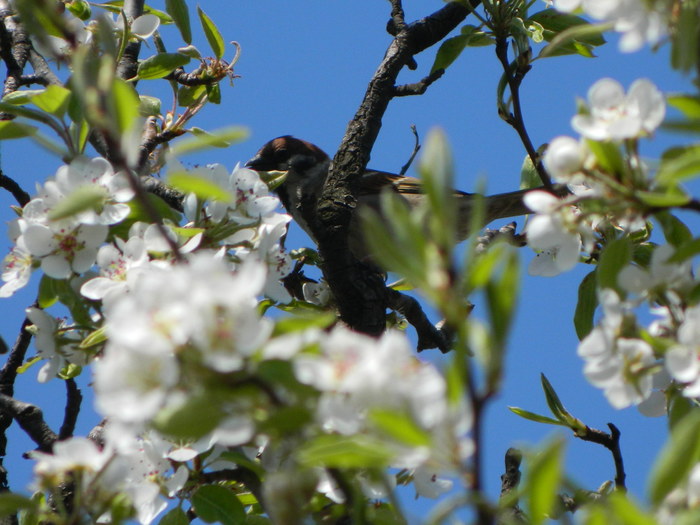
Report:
648,411,700,505
192,485,246,525
197,6,225,59
574,270,597,339
298,435,394,468
165,0,192,44
530,10,606,58
524,438,565,525
170,126,249,156
158,507,189,525
136,53,191,80
166,171,234,203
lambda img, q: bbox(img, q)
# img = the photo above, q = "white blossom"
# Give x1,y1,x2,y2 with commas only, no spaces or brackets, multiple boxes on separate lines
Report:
572,78,665,141
551,0,667,52
525,191,582,276
666,304,700,397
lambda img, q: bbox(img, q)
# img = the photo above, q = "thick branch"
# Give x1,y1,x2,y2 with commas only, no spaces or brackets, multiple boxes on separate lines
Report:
115,0,145,80
0,394,57,452
312,1,478,337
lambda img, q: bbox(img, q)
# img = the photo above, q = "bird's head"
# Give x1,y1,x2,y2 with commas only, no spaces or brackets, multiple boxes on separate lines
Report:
246,136,329,172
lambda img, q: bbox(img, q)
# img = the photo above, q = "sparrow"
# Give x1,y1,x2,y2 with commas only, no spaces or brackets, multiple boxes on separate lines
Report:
246,136,546,259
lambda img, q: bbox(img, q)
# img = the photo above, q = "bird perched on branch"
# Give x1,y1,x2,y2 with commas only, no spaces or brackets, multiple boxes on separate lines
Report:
246,136,548,259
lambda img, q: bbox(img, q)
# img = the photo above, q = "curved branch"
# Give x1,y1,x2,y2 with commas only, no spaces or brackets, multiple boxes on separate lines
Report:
0,394,57,452
0,170,30,207
58,379,82,440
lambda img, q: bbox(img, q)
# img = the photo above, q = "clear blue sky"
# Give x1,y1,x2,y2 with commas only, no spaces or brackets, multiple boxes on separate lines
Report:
0,1,695,522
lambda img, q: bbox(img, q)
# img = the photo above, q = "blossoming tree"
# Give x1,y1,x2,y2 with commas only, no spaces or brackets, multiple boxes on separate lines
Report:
0,0,698,524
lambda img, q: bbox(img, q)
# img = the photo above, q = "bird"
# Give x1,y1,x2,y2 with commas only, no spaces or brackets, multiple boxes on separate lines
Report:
245,135,549,259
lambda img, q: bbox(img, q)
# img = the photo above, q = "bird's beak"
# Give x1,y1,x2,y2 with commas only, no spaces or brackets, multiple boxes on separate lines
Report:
245,156,288,190
245,153,275,172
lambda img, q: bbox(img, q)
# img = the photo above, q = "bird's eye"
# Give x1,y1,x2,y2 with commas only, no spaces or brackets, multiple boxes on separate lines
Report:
275,148,288,161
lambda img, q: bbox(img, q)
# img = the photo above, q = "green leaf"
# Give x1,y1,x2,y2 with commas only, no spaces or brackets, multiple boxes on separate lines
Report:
272,312,336,336
657,144,700,184
38,275,59,309
16,356,41,374
47,185,109,222
537,19,608,58
95,1,173,24
574,270,597,339
541,374,569,423
154,396,224,440
197,6,225,59
0,121,38,140
636,189,690,207
508,407,566,426
520,152,541,190
165,0,191,44
649,411,700,505
80,326,107,349
31,85,71,117
167,171,233,203
159,507,189,525
136,53,191,80
170,126,249,157
178,84,207,107
597,237,631,292
192,485,245,525
460,24,494,46
139,95,162,117
529,10,605,45
368,409,432,447
66,0,91,20
0,493,34,517
110,78,140,133
608,492,658,525
668,238,700,263
585,138,624,175
298,434,394,468
656,211,692,246
525,439,564,525
667,94,700,120
671,3,699,73
2,89,45,105
206,83,221,104
431,35,469,74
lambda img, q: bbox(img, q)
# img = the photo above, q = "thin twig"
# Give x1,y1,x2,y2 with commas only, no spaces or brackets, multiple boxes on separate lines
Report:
58,379,82,440
393,68,445,97
0,170,30,206
494,37,552,188
399,125,421,175
574,422,626,491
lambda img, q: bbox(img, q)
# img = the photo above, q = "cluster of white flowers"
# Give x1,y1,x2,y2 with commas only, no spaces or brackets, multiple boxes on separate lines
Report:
527,77,665,277
572,241,700,415
8,152,472,522
549,0,667,52
294,327,473,498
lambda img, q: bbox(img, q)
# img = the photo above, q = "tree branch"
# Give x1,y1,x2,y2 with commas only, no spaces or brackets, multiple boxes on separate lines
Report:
0,394,57,452
0,170,30,207
58,379,82,440
310,0,478,338
115,0,145,81
574,422,626,491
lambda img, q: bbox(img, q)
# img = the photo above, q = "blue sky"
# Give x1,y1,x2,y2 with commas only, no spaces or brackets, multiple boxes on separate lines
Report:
0,0,696,521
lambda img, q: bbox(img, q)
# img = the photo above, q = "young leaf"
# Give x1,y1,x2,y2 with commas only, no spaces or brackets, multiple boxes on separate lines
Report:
197,6,225,59
430,35,469,74
95,1,174,24
165,0,192,44
0,493,34,517
192,485,245,525
110,78,140,133
169,126,249,156
574,270,597,339
31,85,71,117
136,53,191,80
154,395,224,440
508,407,567,426
166,171,233,203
